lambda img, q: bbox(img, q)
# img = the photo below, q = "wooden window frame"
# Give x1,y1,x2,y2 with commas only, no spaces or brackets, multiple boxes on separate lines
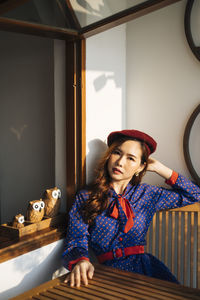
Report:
0,0,179,260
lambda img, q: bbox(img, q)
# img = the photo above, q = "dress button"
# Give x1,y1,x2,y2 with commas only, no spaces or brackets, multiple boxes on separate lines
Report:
119,237,123,241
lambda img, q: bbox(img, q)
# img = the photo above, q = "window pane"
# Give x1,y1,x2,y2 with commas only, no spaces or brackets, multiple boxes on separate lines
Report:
2,0,75,29
70,0,148,27
0,31,55,223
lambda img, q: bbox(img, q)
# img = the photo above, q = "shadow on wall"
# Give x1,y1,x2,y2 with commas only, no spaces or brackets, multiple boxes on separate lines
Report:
93,74,118,91
0,240,66,300
86,139,107,184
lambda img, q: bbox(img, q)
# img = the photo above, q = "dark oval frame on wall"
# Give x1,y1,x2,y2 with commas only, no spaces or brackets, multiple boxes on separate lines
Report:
183,104,200,186
184,0,200,61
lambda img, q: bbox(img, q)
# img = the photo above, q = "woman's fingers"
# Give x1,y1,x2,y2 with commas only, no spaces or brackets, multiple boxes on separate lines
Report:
74,267,81,287
81,268,88,286
64,274,68,283
88,264,94,279
70,272,75,287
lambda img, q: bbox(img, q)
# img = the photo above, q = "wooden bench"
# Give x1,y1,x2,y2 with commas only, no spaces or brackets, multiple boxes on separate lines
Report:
11,263,200,300
146,203,200,288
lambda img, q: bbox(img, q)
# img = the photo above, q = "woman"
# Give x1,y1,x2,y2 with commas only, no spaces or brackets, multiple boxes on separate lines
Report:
62,129,200,287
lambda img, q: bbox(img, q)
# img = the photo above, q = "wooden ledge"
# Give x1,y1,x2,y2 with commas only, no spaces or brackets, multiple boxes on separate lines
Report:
0,225,67,264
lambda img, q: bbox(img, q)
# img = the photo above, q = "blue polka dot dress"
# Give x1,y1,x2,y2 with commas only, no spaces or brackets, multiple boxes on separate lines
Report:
62,172,200,283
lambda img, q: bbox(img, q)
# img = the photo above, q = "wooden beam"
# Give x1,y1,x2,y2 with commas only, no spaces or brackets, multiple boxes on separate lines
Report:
80,0,182,38
65,38,86,213
66,41,77,213
0,17,79,40
76,38,86,189
65,0,81,30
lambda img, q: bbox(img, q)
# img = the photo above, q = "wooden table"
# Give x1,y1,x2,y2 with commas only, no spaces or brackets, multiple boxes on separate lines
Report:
11,264,200,300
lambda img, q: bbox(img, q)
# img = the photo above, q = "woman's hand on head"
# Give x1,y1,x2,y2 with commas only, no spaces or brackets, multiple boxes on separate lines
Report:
64,260,94,287
146,157,160,172
147,157,173,180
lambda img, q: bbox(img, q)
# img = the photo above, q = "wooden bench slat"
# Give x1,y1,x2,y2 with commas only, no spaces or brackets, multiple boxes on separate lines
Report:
55,283,118,300
50,287,88,300
31,295,51,300
41,290,73,300
94,266,200,299
92,273,186,300
94,270,195,300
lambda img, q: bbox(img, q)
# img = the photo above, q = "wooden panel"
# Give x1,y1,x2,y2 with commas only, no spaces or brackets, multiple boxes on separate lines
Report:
177,212,181,281
158,212,163,260
164,211,169,265
171,211,175,274
184,212,188,286
12,264,200,300
152,214,156,256
190,212,194,287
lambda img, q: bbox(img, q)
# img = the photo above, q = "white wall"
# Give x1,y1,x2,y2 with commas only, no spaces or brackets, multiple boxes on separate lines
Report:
126,0,200,185
86,24,126,183
0,239,67,300
86,1,200,187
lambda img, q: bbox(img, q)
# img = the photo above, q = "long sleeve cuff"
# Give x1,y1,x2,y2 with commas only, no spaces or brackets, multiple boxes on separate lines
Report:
62,247,89,271
165,171,179,186
68,257,89,271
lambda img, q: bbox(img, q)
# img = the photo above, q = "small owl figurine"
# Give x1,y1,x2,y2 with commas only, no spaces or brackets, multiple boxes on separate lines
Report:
42,187,61,218
26,199,45,223
12,214,25,228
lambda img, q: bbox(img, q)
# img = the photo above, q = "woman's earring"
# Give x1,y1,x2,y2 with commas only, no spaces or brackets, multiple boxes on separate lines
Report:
135,172,139,177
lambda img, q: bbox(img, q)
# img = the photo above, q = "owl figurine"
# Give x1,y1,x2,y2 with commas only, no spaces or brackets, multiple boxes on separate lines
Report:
42,187,61,218
12,214,25,228
26,199,45,223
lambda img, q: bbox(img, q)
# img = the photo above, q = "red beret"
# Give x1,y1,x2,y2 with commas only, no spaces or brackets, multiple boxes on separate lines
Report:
107,129,157,155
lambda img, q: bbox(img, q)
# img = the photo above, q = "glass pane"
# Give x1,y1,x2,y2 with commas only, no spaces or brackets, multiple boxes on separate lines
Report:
0,31,55,223
2,0,76,29
70,0,148,27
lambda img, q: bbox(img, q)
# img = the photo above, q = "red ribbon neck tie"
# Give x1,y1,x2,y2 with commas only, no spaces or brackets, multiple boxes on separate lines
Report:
110,195,135,233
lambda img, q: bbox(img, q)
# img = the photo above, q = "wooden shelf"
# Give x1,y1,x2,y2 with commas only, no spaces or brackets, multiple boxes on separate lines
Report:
0,224,67,264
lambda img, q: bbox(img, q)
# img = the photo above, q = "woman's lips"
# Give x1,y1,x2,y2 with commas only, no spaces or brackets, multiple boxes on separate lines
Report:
113,167,123,174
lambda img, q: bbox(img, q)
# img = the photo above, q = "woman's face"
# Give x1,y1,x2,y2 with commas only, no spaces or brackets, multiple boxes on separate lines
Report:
107,140,145,185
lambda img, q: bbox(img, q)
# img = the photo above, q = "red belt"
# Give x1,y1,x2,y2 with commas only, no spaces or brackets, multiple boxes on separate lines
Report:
97,245,144,263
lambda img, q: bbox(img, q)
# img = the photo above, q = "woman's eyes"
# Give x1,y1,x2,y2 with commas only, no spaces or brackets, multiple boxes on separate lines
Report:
128,157,134,161
112,151,135,161
113,150,121,155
